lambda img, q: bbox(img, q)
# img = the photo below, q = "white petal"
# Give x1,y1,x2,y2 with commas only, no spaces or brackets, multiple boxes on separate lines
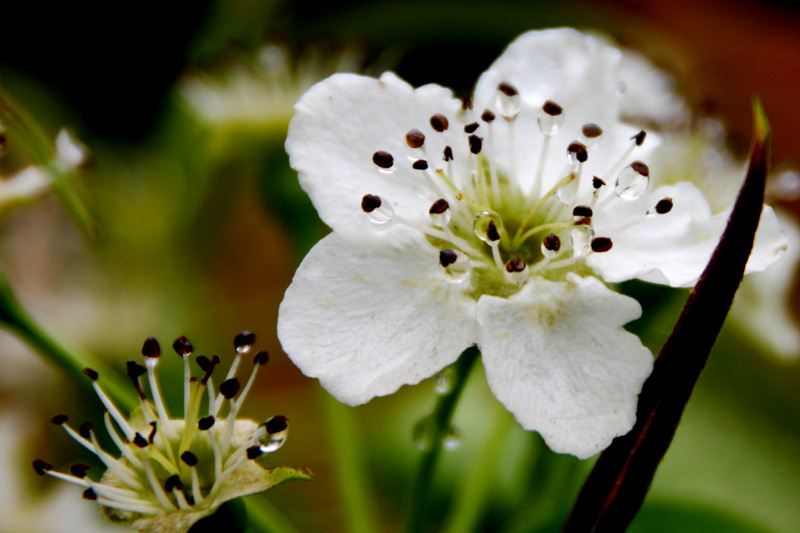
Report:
477,273,653,459
277,226,477,405
589,181,787,287
617,50,688,127
286,72,468,237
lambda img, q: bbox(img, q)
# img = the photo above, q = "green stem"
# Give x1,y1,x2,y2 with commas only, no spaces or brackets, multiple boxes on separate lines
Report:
244,494,302,533
406,346,480,533
443,406,513,533
322,390,378,533
0,273,136,411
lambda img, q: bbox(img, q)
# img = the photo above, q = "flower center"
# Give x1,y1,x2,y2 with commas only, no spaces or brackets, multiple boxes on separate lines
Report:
361,82,675,298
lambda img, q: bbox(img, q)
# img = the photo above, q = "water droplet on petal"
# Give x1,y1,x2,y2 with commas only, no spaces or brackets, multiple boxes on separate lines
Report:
443,427,461,450
434,367,454,395
615,162,649,200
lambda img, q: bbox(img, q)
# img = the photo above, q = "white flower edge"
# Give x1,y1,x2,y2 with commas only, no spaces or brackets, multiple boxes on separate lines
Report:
477,273,653,459
278,225,478,405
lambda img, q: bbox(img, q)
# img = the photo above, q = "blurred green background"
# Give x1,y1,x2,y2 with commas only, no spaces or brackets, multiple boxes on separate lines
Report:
1,0,799,531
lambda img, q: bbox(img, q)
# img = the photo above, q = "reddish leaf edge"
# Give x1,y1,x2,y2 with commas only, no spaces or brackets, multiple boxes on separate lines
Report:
563,98,771,533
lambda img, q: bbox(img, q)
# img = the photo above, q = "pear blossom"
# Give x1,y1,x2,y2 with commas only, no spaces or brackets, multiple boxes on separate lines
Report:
278,29,787,458
33,333,310,532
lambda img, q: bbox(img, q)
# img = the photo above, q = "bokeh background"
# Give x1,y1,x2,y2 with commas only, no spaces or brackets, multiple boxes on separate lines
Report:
1,0,799,531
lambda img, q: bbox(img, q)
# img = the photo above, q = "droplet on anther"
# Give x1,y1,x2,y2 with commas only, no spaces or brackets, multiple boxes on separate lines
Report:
481,109,496,123
464,122,479,133
474,212,503,244
439,249,471,283
406,129,425,148
431,114,449,132
259,416,289,453
542,233,561,258
361,194,394,224
538,100,565,136
443,427,461,450
165,475,183,492
429,199,451,227
591,237,613,252
372,151,394,172
648,197,674,215
443,146,453,161
469,135,483,154
496,82,520,120
504,257,528,285
580,123,603,150
234,331,256,353
557,173,580,204
632,130,646,146
172,336,193,357
79,422,93,439
567,142,588,164
412,159,429,170
615,161,650,200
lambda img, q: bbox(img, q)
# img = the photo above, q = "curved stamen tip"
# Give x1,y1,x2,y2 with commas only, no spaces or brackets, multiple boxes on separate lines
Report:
142,336,161,358
430,114,449,132
372,151,394,169
70,463,91,478
79,421,94,439
265,415,289,434
83,488,98,501
220,378,241,400
406,129,425,148
165,474,183,492
172,336,193,357
51,413,69,425
443,146,454,162
126,360,147,379
632,130,646,146
83,367,99,381
361,194,382,213
591,237,613,253
33,459,53,476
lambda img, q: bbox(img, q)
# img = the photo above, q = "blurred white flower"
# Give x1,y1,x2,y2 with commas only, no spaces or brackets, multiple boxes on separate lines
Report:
34,333,309,532
278,28,786,458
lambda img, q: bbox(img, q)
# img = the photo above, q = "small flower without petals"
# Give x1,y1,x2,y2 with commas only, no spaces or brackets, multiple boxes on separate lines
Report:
278,28,787,458
34,333,310,532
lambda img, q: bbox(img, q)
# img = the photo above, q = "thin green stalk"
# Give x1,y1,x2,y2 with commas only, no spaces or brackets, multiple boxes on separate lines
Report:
0,273,136,411
406,346,480,533
443,406,513,533
244,494,302,533
322,390,378,533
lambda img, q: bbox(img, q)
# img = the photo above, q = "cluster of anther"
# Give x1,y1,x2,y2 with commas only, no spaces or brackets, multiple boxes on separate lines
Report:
33,332,288,518
362,81,676,292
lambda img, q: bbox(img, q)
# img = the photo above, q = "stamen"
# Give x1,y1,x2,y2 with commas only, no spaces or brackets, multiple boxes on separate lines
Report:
496,83,520,121
220,378,241,400
648,197,674,215
615,161,650,200
464,122,479,133
234,331,256,354
372,151,394,170
538,100,564,136
126,361,148,401
567,141,588,164
142,337,177,441
438,249,471,283
406,129,425,148
429,199,451,227
104,411,143,468
504,257,528,285
591,237,613,252
600,130,646,182
468,135,482,154
142,459,178,512
361,194,394,224
412,159,429,170
481,110,495,123
430,114,449,132
173,335,194,417
572,206,593,218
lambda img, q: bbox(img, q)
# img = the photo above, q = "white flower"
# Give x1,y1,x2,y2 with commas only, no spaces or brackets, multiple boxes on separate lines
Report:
277,28,787,459
34,333,310,532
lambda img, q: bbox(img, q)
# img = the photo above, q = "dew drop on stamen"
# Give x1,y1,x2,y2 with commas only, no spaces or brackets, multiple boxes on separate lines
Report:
434,366,454,395
542,233,561,258
372,151,395,173
504,257,528,285
567,141,588,165
234,331,255,354
615,161,650,200
259,416,289,453
361,194,395,224
557,173,580,204
538,100,565,136
579,123,603,150
474,212,503,244
413,416,435,450
439,249,471,283
429,199,451,227
496,82,520,121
